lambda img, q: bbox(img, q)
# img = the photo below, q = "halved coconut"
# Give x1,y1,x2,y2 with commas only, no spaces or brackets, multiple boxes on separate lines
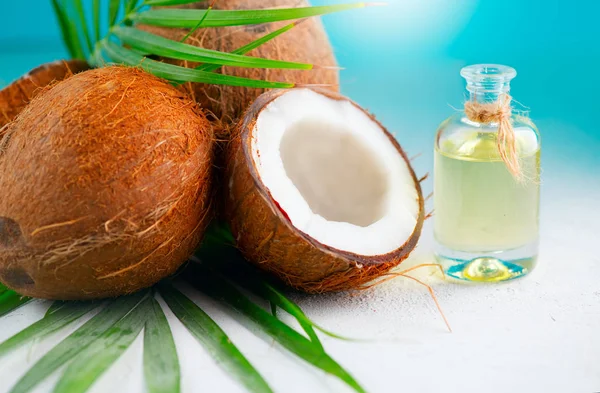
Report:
0,59,89,128
225,88,423,292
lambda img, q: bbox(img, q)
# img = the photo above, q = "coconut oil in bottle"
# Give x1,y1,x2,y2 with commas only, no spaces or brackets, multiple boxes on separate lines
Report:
434,65,541,282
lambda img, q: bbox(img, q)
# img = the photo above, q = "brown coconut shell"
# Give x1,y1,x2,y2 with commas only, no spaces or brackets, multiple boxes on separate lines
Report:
139,0,339,123
225,89,425,293
0,66,214,300
0,60,90,128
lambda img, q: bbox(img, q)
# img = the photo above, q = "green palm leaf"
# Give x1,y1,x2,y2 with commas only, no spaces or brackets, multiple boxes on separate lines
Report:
109,0,121,28
112,26,312,69
0,288,31,318
0,301,98,357
53,297,152,393
92,0,101,42
51,0,79,59
73,0,93,54
144,296,180,393
9,292,147,393
101,41,294,88
160,284,273,393
143,0,209,6
129,4,369,28
187,266,367,393
195,21,298,72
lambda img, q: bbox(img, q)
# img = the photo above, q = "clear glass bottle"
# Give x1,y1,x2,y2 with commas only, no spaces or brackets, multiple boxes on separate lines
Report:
434,64,541,282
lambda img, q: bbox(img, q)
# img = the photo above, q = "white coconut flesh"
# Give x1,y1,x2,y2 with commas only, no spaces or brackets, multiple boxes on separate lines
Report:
251,89,419,256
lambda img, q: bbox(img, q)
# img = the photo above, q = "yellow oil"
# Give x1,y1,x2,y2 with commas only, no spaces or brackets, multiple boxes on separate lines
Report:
434,131,540,253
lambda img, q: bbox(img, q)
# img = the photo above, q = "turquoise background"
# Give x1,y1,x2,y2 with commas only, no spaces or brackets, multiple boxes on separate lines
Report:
1,0,599,193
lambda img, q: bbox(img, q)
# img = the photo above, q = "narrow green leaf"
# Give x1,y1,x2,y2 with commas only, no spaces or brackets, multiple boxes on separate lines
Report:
126,0,140,14
101,41,294,88
73,0,93,54
64,4,87,59
0,291,31,318
130,4,369,28
196,22,297,72
159,284,273,393
196,235,351,345
45,302,65,317
0,302,97,357
187,267,367,393
144,297,180,393
112,26,312,69
50,0,77,58
93,0,101,42
53,297,152,393
9,292,147,393
109,0,121,28
180,2,212,43
143,0,208,6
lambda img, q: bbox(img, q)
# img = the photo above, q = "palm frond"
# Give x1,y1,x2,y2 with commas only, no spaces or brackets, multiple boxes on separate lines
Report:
129,4,370,28
51,0,367,86
195,21,298,72
0,301,98,357
53,297,152,393
186,264,367,393
0,285,31,318
112,26,312,69
8,293,147,393
100,41,295,88
144,296,180,393
160,284,274,393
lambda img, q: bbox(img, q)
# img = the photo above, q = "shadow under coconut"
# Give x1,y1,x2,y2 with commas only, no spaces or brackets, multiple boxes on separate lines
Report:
189,243,450,340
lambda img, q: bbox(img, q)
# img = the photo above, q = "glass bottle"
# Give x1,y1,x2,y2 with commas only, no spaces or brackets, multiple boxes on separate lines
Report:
434,64,541,282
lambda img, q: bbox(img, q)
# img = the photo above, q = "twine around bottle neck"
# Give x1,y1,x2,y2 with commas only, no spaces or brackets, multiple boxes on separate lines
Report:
464,93,523,182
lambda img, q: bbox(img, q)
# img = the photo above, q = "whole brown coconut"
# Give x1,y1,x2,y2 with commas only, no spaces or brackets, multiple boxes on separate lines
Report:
225,88,424,293
140,0,339,122
0,66,213,300
0,60,90,128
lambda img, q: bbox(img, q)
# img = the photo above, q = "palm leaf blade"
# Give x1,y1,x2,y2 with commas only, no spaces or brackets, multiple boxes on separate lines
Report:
129,4,368,28
159,284,273,393
112,26,312,70
109,0,121,28
187,266,367,393
53,297,152,393
0,290,31,318
73,0,94,53
196,22,297,72
101,41,294,88
143,0,210,5
8,292,147,393
50,0,78,58
93,0,101,42
144,297,180,393
0,301,97,357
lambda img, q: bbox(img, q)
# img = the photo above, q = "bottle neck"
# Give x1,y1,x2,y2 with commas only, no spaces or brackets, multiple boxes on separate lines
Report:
461,64,516,104
466,82,511,103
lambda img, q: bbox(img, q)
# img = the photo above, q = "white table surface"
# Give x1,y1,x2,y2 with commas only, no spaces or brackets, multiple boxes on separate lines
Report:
1,167,598,393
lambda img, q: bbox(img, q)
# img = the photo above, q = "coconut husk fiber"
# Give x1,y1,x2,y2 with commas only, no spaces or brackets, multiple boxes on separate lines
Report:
0,59,90,129
0,66,214,300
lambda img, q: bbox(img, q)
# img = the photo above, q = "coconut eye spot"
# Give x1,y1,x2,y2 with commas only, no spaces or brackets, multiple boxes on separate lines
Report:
279,120,388,227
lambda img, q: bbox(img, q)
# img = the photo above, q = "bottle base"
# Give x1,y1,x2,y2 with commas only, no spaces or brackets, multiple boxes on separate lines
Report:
435,242,538,283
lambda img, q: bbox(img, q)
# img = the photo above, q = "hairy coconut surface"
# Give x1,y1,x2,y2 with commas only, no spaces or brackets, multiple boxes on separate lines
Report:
225,89,424,293
0,60,90,129
140,0,339,123
0,66,214,300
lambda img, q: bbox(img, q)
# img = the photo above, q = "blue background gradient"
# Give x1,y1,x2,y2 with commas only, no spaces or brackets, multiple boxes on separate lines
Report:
1,0,599,207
